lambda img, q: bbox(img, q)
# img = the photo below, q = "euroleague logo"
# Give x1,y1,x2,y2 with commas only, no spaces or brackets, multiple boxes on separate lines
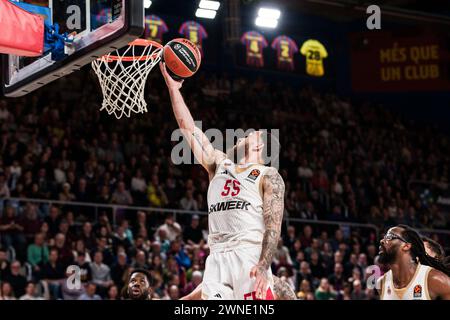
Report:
172,43,196,68
413,284,422,298
244,169,261,184
248,169,261,181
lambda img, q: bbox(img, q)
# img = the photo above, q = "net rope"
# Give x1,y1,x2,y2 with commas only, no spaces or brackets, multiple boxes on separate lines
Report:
91,41,162,119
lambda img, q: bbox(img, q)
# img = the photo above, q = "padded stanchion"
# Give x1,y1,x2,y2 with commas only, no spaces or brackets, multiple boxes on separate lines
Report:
0,0,44,56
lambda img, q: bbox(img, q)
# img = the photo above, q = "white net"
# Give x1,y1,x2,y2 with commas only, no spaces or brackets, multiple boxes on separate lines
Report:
91,39,163,119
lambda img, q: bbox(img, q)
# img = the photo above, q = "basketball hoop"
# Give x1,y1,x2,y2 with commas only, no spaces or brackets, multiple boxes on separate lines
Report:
91,39,163,119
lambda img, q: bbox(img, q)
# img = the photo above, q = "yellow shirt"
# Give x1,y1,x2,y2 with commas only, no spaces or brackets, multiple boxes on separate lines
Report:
300,39,328,77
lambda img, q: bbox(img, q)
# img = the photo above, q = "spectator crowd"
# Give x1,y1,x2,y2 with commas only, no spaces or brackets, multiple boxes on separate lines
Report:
0,67,449,300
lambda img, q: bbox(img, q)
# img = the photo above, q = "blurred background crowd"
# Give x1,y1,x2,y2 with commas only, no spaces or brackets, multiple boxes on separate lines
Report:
0,68,449,300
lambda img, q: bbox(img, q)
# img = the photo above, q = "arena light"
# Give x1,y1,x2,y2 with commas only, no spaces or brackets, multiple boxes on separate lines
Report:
195,8,217,19
255,16,278,28
199,0,221,11
144,0,152,9
255,7,281,28
258,8,281,20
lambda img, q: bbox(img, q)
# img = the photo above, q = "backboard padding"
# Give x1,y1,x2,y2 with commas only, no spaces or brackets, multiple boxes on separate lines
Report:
2,0,144,97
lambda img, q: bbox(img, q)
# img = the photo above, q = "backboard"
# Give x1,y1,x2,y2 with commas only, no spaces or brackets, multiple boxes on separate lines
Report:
2,0,145,97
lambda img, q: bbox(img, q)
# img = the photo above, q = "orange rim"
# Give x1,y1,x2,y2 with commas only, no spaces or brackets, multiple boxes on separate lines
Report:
100,39,163,62
128,39,163,48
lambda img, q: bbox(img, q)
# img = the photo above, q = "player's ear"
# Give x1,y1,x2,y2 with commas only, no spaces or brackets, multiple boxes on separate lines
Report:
402,242,412,252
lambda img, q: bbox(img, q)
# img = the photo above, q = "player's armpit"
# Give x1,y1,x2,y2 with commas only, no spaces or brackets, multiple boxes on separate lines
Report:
428,269,450,300
259,167,285,269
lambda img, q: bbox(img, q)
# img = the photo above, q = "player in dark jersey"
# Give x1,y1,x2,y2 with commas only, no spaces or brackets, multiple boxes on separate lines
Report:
122,269,152,300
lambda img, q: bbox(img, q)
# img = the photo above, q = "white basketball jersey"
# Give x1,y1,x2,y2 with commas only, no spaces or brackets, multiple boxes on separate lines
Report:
379,263,433,300
207,159,270,249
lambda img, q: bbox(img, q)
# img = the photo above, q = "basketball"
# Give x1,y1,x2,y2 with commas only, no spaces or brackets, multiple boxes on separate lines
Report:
162,38,201,81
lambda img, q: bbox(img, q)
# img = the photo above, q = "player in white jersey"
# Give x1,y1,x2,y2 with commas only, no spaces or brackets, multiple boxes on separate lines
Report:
377,225,450,300
160,62,285,300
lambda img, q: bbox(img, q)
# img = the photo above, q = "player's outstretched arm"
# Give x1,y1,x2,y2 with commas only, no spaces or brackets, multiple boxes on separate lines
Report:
250,167,285,299
428,269,450,300
160,62,225,177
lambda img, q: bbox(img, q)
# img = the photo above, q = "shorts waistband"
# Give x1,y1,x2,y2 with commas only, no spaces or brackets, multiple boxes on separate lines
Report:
209,241,262,253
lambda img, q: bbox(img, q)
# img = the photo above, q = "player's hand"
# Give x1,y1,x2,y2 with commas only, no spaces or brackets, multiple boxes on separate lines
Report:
159,62,183,90
250,263,269,300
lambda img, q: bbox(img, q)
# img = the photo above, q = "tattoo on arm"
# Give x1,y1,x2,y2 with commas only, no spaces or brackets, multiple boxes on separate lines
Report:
259,168,285,270
273,277,297,300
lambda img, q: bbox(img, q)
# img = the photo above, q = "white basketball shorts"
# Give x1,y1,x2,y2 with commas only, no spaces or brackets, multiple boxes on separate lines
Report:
201,244,275,300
